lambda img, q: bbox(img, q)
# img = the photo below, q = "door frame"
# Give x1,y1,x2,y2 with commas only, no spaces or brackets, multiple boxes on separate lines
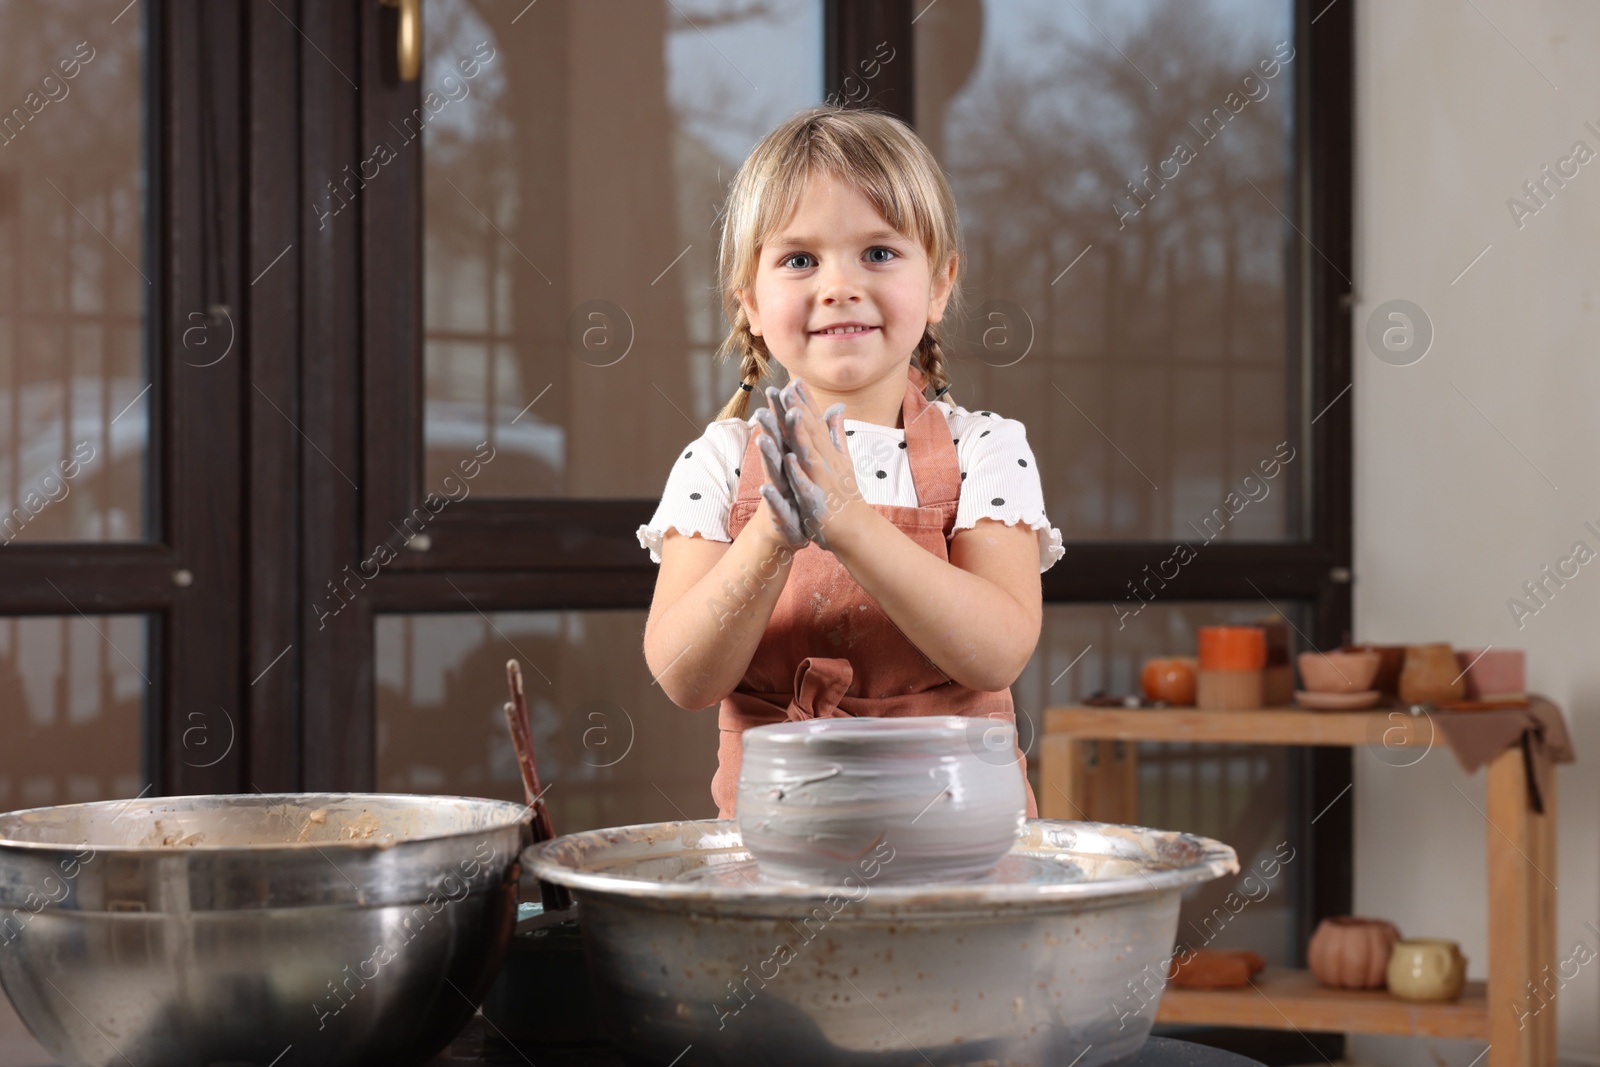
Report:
0,0,247,799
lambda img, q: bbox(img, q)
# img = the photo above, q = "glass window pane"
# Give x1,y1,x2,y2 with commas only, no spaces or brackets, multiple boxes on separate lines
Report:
915,0,1301,541
0,614,149,811
376,610,720,830
420,0,824,498
0,2,150,542
1022,600,1308,965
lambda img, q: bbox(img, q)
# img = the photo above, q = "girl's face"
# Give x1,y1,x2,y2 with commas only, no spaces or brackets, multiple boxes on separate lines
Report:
736,173,956,423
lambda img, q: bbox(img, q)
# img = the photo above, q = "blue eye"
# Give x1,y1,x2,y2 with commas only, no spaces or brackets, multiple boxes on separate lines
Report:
780,253,815,269
866,246,897,263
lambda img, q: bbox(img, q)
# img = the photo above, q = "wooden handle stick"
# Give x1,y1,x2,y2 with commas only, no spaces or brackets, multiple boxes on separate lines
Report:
503,659,571,911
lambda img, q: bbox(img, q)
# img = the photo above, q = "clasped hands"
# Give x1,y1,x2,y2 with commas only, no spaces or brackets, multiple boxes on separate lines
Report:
751,379,865,552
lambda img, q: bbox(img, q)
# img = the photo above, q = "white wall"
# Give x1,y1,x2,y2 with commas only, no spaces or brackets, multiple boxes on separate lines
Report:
1352,1,1600,1063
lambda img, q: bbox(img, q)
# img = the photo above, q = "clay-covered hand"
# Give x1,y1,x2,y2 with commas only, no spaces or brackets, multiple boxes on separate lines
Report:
771,380,861,551
750,404,809,551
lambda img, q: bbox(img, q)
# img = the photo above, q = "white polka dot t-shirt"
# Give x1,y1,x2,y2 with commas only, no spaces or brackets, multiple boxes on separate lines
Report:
637,401,1065,573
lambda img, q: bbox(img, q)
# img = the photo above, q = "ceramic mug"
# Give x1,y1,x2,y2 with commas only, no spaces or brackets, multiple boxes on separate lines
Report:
1386,938,1466,1002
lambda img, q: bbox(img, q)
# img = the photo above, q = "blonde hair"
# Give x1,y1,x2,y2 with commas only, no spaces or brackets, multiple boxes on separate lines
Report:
712,105,967,422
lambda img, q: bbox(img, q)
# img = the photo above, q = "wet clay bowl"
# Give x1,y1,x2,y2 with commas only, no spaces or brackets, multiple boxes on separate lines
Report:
736,716,1027,886
1297,649,1381,694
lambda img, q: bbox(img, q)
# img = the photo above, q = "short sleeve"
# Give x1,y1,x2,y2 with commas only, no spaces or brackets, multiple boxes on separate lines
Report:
636,419,752,564
952,412,1064,573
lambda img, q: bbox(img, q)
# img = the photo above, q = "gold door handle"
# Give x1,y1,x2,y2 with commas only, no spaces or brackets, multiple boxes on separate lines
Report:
378,0,421,81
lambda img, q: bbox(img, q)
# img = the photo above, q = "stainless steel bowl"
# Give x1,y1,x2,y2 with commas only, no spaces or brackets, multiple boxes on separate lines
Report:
527,819,1237,1067
0,792,531,1067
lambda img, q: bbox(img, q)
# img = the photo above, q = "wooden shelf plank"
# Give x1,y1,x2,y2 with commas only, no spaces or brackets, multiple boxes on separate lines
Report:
1042,706,1432,749
1156,968,1488,1038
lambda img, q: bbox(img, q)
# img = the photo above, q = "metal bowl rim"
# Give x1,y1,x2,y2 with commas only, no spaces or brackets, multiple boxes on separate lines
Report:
525,818,1238,907
0,791,533,856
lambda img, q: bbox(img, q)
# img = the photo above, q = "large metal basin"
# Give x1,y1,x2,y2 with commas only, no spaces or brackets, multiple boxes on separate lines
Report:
0,793,531,1067
527,818,1238,1067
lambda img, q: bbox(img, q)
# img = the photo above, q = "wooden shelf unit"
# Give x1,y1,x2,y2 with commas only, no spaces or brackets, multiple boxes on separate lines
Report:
1039,705,1558,1067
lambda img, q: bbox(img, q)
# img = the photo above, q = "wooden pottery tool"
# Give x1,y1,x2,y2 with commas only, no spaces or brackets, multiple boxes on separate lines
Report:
504,659,572,912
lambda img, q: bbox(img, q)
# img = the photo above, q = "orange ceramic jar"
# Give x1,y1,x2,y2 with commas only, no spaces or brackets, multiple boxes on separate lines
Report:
1196,626,1267,671
1140,658,1197,705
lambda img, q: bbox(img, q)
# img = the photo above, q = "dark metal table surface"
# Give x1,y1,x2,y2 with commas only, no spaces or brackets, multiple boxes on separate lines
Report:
425,1017,1268,1066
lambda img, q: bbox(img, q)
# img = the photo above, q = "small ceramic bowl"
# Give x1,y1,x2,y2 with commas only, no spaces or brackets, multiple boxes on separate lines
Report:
1297,650,1381,694
736,716,1027,886
1386,938,1466,1002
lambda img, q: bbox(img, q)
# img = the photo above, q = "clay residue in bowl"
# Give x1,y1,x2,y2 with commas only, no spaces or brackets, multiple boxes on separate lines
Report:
295,808,328,842
293,807,396,848
337,811,383,841
140,820,206,848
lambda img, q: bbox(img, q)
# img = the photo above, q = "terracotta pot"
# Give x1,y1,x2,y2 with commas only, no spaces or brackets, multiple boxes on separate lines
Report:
1344,644,1406,696
1307,915,1401,990
1296,650,1380,694
1140,657,1197,705
1398,644,1466,705
1197,626,1267,671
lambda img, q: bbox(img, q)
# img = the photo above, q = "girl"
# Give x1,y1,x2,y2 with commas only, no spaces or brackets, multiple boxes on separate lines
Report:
639,106,1063,819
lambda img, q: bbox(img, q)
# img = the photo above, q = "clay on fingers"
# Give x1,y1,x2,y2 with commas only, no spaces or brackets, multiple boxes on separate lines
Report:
759,483,809,549
785,452,840,550
751,410,809,548
822,402,846,452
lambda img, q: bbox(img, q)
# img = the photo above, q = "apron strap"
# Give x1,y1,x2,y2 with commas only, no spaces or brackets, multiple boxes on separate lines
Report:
902,363,961,509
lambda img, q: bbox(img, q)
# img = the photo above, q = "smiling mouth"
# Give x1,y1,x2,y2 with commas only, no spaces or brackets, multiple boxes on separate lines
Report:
811,326,879,337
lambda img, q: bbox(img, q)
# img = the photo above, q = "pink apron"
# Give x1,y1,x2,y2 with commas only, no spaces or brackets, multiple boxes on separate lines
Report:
712,363,1041,820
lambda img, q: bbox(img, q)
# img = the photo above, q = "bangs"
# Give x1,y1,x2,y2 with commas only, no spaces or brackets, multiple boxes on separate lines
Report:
748,156,935,265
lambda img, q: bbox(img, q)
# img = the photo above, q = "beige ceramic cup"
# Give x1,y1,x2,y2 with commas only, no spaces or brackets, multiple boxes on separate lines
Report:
1386,938,1466,1001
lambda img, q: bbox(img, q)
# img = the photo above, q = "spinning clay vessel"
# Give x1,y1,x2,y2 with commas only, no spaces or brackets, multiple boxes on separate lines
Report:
736,715,1026,886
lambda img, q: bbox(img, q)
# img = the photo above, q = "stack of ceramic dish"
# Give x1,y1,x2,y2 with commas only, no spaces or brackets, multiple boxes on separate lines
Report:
1295,648,1383,709
1196,626,1267,709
